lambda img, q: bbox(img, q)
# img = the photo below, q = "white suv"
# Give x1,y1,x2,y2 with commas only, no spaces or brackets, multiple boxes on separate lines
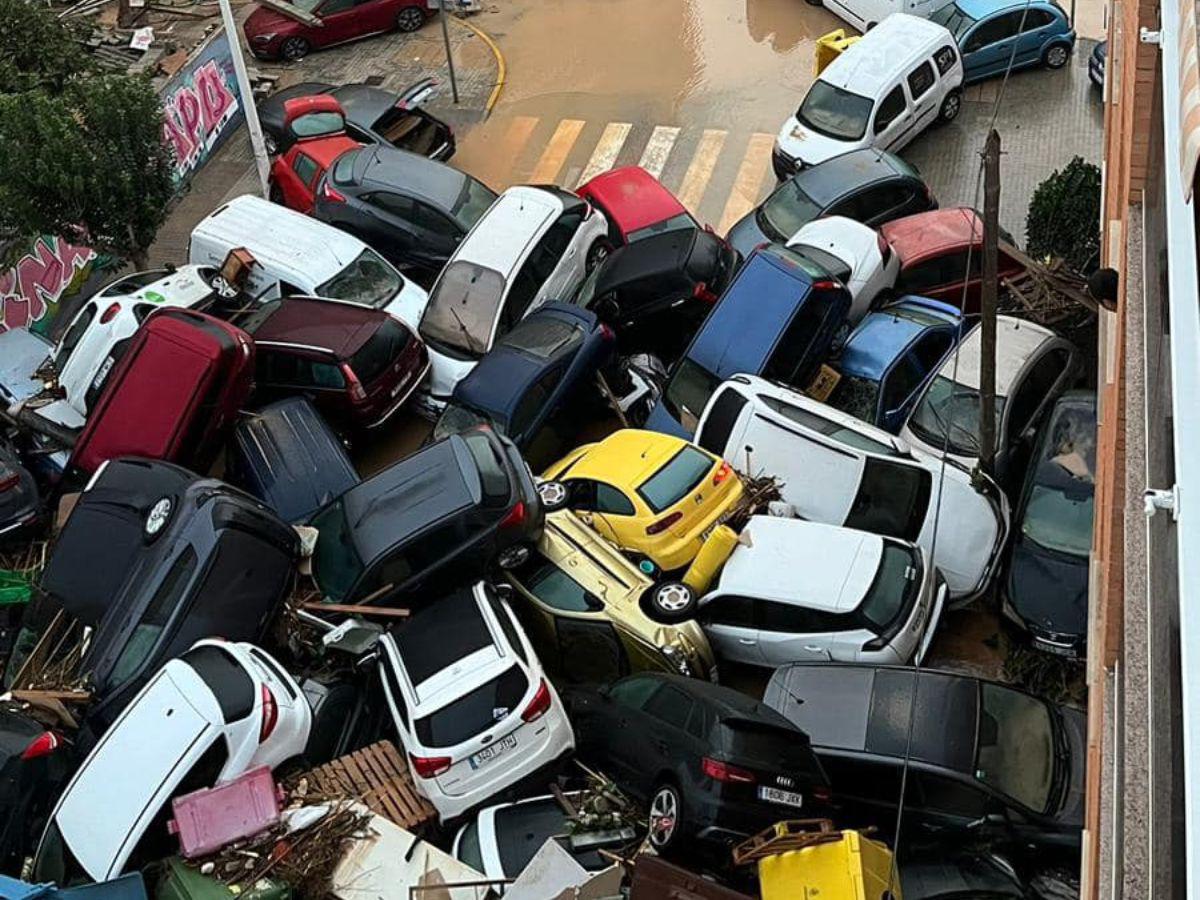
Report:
699,516,945,666
377,581,574,821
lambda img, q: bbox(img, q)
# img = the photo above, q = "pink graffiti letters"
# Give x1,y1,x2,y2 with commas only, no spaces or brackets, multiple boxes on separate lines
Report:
0,237,96,331
162,58,239,176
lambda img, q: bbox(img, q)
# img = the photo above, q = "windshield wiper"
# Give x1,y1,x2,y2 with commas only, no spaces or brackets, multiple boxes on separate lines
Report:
448,304,484,355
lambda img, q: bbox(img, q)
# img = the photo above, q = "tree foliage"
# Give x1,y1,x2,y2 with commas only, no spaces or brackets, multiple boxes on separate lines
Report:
0,0,92,94
1024,156,1102,275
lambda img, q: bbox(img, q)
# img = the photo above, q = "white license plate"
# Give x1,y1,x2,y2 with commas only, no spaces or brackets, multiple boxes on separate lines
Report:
92,356,115,389
469,733,517,769
1034,638,1076,658
758,786,804,808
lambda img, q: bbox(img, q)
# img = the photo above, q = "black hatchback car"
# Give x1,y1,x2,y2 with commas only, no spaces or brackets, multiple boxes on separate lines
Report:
309,426,543,606
0,710,73,870
564,673,831,853
764,664,1086,851
727,149,935,259
313,144,498,275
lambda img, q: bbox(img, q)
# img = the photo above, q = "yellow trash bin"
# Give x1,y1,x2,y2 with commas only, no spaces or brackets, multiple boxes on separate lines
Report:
815,29,862,75
682,524,738,595
735,821,900,900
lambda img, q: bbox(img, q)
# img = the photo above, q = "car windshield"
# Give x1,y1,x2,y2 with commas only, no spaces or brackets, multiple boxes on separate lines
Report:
844,457,931,542
859,542,920,632
290,111,344,139
627,213,697,243
107,548,198,690
637,446,713,513
930,1,978,41
310,499,364,602
414,664,529,747
662,358,721,432
452,178,500,231
462,431,512,506
758,181,824,243
420,261,507,359
975,684,1057,812
103,269,170,297
351,319,411,384
827,374,881,423
797,81,874,141
316,249,403,309
434,403,496,441
31,822,91,887
292,0,321,12
907,375,1006,459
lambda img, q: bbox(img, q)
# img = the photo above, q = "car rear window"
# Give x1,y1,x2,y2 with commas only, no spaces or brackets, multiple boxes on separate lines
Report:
791,246,851,284
844,457,931,542
502,316,582,360
414,664,529,748
461,432,512,507
637,446,713,513
662,358,721,432
310,498,365,602
395,589,493,686
452,177,500,231
721,718,824,779
696,387,748,455
331,149,360,185
316,249,403,310
420,261,507,359
180,643,255,724
626,212,696,244
859,541,922,633
351,319,411,384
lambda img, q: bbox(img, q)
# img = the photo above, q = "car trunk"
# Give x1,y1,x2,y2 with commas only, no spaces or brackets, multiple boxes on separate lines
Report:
714,717,828,814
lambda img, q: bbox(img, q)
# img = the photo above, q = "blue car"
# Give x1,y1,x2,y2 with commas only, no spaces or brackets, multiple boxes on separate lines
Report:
931,0,1075,83
826,296,968,434
433,302,615,468
645,244,851,438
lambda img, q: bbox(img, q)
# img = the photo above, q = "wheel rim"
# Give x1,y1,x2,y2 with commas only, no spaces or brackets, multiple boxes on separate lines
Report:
1048,46,1068,66
264,135,277,155
944,94,960,118
649,788,678,846
398,8,423,29
537,481,567,507
656,584,691,613
499,545,529,568
282,39,306,60
587,243,609,271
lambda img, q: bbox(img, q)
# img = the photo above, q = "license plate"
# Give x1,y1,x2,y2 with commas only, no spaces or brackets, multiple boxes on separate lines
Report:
92,356,115,389
1034,638,1076,658
469,733,517,769
758,786,804,808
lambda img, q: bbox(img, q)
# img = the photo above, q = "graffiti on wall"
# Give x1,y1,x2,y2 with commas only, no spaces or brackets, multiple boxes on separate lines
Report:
160,29,245,188
0,237,114,337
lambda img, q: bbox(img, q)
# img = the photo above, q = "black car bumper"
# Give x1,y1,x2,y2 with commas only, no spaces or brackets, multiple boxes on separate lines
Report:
771,145,799,181
687,790,809,844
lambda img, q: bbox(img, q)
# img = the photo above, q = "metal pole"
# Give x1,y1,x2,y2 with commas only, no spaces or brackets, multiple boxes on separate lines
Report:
217,0,272,197
439,0,460,104
979,128,1001,478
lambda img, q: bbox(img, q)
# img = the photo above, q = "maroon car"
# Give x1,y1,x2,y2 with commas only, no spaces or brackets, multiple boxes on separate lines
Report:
244,0,431,62
240,296,429,431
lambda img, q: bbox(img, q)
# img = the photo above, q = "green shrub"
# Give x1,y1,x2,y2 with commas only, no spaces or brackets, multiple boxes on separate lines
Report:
1025,156,1102,274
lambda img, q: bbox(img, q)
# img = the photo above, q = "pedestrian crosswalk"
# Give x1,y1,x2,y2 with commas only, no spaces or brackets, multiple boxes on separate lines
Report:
457,115,781,238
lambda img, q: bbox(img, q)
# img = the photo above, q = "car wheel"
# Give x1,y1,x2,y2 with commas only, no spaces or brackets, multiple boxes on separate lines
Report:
264,133,278,155
1044,44,1071,69
648,783,683,851
865,20,877,30
643,581,697,624
396,6,425,32
586,239,613,273
279,37,310,61
269,183,285,205
938,89,962,123
536,480,570,512
497,544,531,570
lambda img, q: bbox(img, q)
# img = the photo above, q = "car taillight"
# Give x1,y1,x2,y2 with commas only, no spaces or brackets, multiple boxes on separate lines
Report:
645,511,683,535
0,471,18,493
410,753,452,778
341,364,367,401
599,323,616,342
692,281,718,304
259,685,278,743
499,500,526,530
99,302,121,324
812,279,837,291
321,181,346,203
21,732,60,761
701,757,756,784
521,678,552,723
712,461,732,486
813,785,833,803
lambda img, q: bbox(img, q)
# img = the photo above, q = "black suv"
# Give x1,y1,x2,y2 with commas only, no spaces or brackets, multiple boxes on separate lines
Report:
564,673,830,852
309,426,543,606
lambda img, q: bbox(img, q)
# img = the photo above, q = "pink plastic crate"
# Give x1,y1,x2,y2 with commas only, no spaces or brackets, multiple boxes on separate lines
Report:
168,766,283,858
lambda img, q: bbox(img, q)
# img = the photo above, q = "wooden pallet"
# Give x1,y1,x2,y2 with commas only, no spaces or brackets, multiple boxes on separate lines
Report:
304,740,436,831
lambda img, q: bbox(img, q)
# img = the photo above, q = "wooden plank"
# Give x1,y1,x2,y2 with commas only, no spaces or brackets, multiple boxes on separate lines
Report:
300,602,410,618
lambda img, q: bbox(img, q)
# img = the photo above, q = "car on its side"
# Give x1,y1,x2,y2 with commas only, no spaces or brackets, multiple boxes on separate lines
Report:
698,515,945,667
564,673,832,851
764,663,1085,850
257,79,452,159
645,244,851,437
1004,390,1096,657
432,304,615,470
695,376,1009,603
786,215,900,324
879,207,1025,311
931,0,1075,83
0,437,39,540
33,640,310,885
538,429,744,574
503,509,717,684
244,0,430,62
268,95,361,215
309,427,543,606
728,149,934,260
238,296,429,432
0,710,73,870
417,186,610,416
576,166,699,248
313,144,497,275
900,316,1079,483
826,295,966,433
377,581,574,822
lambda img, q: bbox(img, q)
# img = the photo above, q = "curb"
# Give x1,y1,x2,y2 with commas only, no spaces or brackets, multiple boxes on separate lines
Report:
454,15,506,117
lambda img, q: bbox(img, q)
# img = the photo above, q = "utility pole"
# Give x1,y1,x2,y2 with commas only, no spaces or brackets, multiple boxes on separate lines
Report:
979,128,1000,478
440,0,460,104
217,0,272,198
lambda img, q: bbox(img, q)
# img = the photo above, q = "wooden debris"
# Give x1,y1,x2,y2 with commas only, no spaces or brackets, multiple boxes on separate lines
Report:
298,741,437,831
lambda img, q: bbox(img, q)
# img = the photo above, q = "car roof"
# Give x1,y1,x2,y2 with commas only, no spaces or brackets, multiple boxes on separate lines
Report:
249,297,386,358
595,228,699,291
819,15,953,96
453,187,563,276
687,247,815,377
787,215,878,264
294,134,359,170
564,429,694,487
1032,389,1097,487
643,672,800,727
764,664,979,773
956,0,1059,16
355,144,469,209
795,150,906,206
839,300,946,379
940,316,1059,394
393,584,498,698
880,208,984,264
713,516,883,612
578,166,686,235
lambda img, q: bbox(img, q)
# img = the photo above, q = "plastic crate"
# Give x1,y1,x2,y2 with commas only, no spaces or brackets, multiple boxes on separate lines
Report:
168,766,282,859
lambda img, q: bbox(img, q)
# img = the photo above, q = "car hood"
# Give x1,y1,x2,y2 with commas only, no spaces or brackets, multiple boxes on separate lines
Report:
1006,538,1088,639
776,115,858,170
245,4,297,32
726,210,772,260
1052,704,1087,827
919,472,1007,599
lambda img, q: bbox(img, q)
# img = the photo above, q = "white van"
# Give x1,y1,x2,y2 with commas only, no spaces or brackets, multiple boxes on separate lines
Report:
773,15,963,174
814,0,943,35
188,194,429,330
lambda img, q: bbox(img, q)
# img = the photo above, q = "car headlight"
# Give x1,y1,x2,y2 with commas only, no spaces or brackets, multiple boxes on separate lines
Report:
659,644,693,677
253,33,277,42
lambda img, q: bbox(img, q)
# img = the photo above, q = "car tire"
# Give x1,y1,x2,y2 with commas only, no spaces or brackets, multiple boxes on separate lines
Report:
865,20,877,30
648,782,684,852
269,183,285,206
1043,43,1071,69
642,581,697,624
586,239,613,273
497,544,531,570
937,89,963,123
396,6,426,32
536,480,570,512
279,37,310,61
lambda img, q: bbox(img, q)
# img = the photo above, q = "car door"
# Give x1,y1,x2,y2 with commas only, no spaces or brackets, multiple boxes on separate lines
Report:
638,684,696,788
560,478,637,545
903,60,940,138
697,594,763,664
1015,8,1057,66
755,600,835,665
880,329,956,431
311,0,361,46
358,191,419,260
276,151,322,213
961,12,1025,80
602,676,665,789
534,209,587,305
412,200,464,263
870,85,911,153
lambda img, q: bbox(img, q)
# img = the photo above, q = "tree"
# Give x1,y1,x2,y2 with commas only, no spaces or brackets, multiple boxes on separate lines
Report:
0,75,175,269
0,0,92,94
1024,156,1102,275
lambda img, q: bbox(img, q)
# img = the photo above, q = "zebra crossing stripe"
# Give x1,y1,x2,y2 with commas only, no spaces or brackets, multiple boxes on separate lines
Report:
576,122,633,186
638,126,681,179
717,133,776,235
675,129,727,213
529,119,586,184
490,116,539,188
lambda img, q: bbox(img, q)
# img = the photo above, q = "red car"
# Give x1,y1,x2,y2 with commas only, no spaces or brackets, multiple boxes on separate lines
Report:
576,166,700,247
244,0,430,62
241,297,429,431
269,95,361,214
68,309,255,477
880,208,1026,312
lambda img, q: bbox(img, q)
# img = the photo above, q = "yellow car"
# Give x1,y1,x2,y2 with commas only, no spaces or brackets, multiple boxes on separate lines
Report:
538,429,744,573
503,509,717,682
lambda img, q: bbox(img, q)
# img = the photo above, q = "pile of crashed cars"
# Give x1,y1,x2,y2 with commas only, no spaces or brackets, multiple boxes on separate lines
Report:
0,68,1095,900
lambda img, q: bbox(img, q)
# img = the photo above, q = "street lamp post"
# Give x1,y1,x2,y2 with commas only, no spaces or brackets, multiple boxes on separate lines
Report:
440,0,460,104
217,0,272,197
